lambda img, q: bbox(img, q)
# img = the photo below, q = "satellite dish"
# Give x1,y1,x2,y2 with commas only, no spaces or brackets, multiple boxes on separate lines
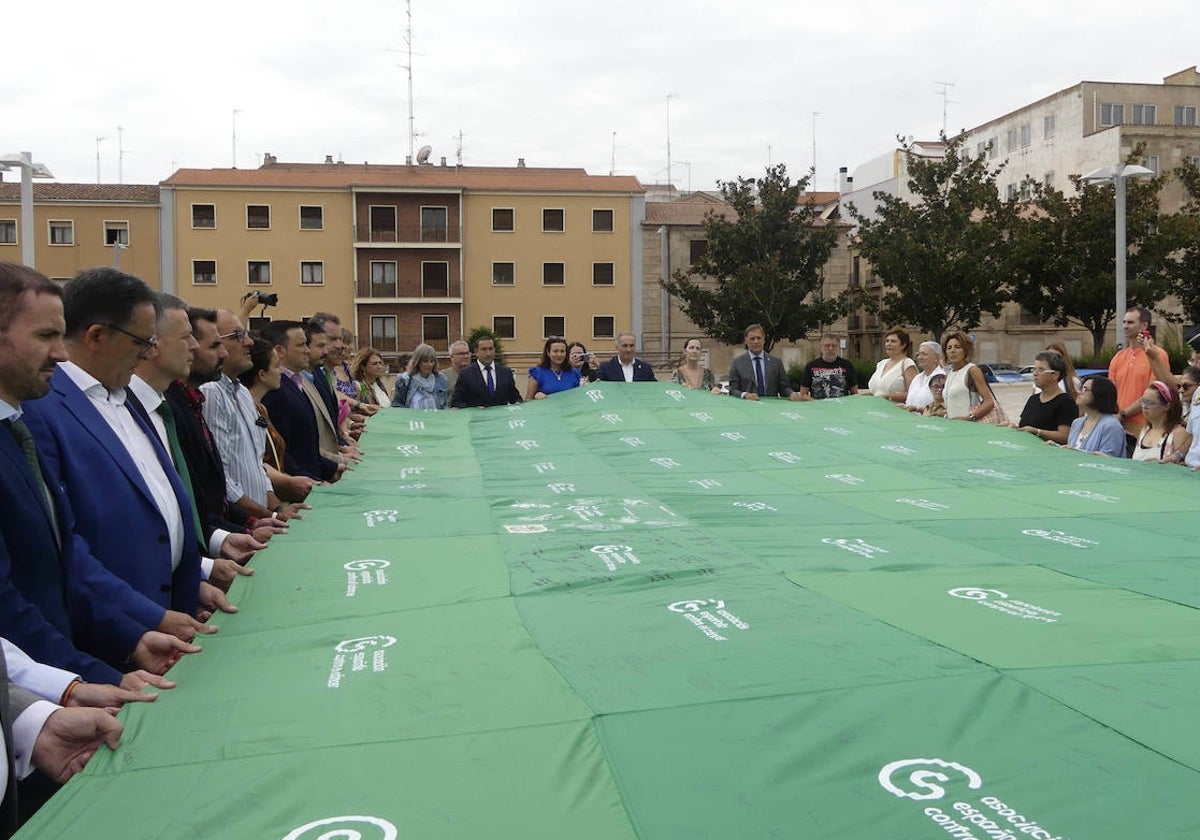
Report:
416,145,432,164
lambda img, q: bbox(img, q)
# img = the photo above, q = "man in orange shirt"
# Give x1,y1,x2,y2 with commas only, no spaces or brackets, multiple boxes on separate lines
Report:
1108,307,1172,439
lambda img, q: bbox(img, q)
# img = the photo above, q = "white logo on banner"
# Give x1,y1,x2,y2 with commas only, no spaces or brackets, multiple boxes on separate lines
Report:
821,537,889,559
547,482,576,494
1058,488,1119,503
966,468,1015,481
328,636,395,689
720,431,747,442
947,587,1060,623
734,501,778,512
769,451,802,464
824,426,853,436
896,497,949,511
914,423,946,433
689,478,722,489
878,758,1066,840
533,462,556,474
665,389,687,402
601,413,623,424
507,498,681,533
283,815,398,840
586,389,605,402
667,598,750,642
867,410,892,419
398,467,423,479
395,483,427,491
343,560,390,597
825,473,865,485
394,444,422,457
1075,461,1131,475
506,404,523,412
515,439,539,450
508,418,526,429
620,436,646,448
881,444,916,455
780,411,804,420
363,510,399,528
408,420,424,431
504,524,548,534
987,439,1026,451
1022,529,1097,549
591,544,640,571
650,457,681,469
690,411,714,423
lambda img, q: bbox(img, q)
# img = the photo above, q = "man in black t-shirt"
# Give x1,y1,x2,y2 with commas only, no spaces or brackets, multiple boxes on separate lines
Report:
800,334,859,400
1015,351,1078,444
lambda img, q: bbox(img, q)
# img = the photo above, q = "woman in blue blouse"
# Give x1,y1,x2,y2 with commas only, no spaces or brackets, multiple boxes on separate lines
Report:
1064,376,1128,457
526,337,582,400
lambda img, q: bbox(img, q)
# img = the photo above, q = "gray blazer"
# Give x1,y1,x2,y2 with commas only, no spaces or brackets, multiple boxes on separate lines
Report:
728,352,793,399
2,643,39,835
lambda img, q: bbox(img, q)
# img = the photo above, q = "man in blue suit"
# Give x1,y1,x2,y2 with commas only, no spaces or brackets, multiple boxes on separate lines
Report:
596,332,657,382
0,263,198,683
22,268,217,643
450,336,523,408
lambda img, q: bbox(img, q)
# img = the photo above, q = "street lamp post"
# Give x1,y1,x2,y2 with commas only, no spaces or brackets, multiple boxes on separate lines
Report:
0,151,56,269
1081,163,1154,348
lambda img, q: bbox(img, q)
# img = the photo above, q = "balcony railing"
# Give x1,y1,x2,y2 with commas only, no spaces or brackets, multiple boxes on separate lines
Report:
354,223,461,244
356,277,463,299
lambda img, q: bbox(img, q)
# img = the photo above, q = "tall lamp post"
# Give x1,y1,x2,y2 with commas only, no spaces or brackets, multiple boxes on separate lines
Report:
0,151,56,269
1080,163,1154,348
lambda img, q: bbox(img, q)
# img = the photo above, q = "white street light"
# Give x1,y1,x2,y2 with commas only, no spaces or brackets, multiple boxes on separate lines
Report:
0,151,56,269
1080,163,1154,349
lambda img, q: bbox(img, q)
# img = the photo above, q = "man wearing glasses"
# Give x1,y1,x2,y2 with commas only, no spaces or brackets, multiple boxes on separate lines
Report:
22,268,213,648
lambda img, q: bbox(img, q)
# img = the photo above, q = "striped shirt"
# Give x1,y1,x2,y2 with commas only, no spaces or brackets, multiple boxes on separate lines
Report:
200,374,272,508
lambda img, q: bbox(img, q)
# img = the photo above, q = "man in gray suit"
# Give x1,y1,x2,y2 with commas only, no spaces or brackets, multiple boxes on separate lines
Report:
727,324,801,401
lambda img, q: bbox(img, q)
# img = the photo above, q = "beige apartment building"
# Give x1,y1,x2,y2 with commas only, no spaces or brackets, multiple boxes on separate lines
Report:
0,183,160,284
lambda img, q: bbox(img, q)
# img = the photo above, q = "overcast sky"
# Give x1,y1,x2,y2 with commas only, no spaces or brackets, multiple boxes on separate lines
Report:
4,0,1197,193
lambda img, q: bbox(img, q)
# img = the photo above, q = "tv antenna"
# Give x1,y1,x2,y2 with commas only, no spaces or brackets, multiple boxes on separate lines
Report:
934,81,956,134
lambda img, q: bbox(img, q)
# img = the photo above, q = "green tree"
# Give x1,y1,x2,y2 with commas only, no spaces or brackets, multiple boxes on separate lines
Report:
1011,155,1181,353
850,135,1020,341
465,325,506,365
662,164,843,352
1167,157,1200,325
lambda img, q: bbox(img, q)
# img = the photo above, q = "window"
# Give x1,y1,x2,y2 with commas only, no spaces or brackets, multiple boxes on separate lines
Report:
689,239,708,264
986,137,998,159
247,261,271,285
1143,155,1160,176
975,141,988,158
370,261,397,296
1019,123,1031,147
543,316,565,338
192,260,216,285
1019,181,1032,201
592,316,615,340
1132,104,1157,125
492,262,515,286
1043,114,1056,138
246,205,271,229
299,206,323,230
422,261,449,296
369,206,396,241
103,221,129,246
422,315,449,351
1005,128,1018,152
592,209,614,232
1005,184,1019,201
492,316,515,339
48,220,73,245
851,256,861,287
1044,171,1055,188
1176,105,1198,127
300,261,324,285
543,262,565,286
192,204,215,228
592,262,614,286
370,316,397,353
1100,103,1124,126
0,221,14,244
1189,156,1200,168
420,206,448,242
542,208,564,232
492,208,514,232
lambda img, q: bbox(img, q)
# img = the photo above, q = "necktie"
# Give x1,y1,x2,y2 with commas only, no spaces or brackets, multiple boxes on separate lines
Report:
155,403,206,547
485,365,495,396
754,356,766,396
5,417,60,542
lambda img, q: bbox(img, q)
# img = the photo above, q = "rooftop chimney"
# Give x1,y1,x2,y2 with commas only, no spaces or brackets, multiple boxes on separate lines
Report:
324,155,334,165
838,166,849,193
517,158,526,168
440,156,447,166
406,155,413,165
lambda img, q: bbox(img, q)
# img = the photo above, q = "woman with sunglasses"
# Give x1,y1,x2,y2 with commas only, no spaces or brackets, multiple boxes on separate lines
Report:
1178,365,1200,424
1066,377,1127,457
1133,380,1189,463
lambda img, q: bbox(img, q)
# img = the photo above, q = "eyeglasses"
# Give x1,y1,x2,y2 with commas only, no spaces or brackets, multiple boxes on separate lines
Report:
929,382,945,389
104,323,158,352
1140,398,1166,408
219,329,249,342
1180,382,1197,391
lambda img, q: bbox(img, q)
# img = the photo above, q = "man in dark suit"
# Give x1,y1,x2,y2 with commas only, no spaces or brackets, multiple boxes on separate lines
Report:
596,332,657,382
727,323,800,401
451,336,523,408
21,268,215,642
260,320,343,482
0,263,199,680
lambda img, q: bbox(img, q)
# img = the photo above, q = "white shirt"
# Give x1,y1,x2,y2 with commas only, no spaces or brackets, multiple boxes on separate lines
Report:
2,638,77,704
621,361,635,382
1185,410,1200,468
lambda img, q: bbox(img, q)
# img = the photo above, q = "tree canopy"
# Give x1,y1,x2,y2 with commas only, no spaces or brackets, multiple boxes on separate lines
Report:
662,164,843,352
1168,157,1200,326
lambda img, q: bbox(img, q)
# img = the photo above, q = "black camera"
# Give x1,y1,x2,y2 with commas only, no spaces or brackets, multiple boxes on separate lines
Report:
243,291,278,307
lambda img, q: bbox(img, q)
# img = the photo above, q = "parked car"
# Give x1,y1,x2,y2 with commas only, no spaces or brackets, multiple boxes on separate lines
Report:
978,363,1024,384
1019,365,1035,381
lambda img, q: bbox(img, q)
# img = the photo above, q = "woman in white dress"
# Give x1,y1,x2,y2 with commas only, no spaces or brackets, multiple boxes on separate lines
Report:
942,330,995,422
866,328,917,404
905,341,945,412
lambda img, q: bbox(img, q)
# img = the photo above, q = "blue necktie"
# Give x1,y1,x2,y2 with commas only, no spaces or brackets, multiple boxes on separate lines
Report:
754,356,766,396
485,365,495,396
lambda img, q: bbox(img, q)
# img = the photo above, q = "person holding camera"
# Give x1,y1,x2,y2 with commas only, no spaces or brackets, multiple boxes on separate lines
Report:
1108,307,1173,441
